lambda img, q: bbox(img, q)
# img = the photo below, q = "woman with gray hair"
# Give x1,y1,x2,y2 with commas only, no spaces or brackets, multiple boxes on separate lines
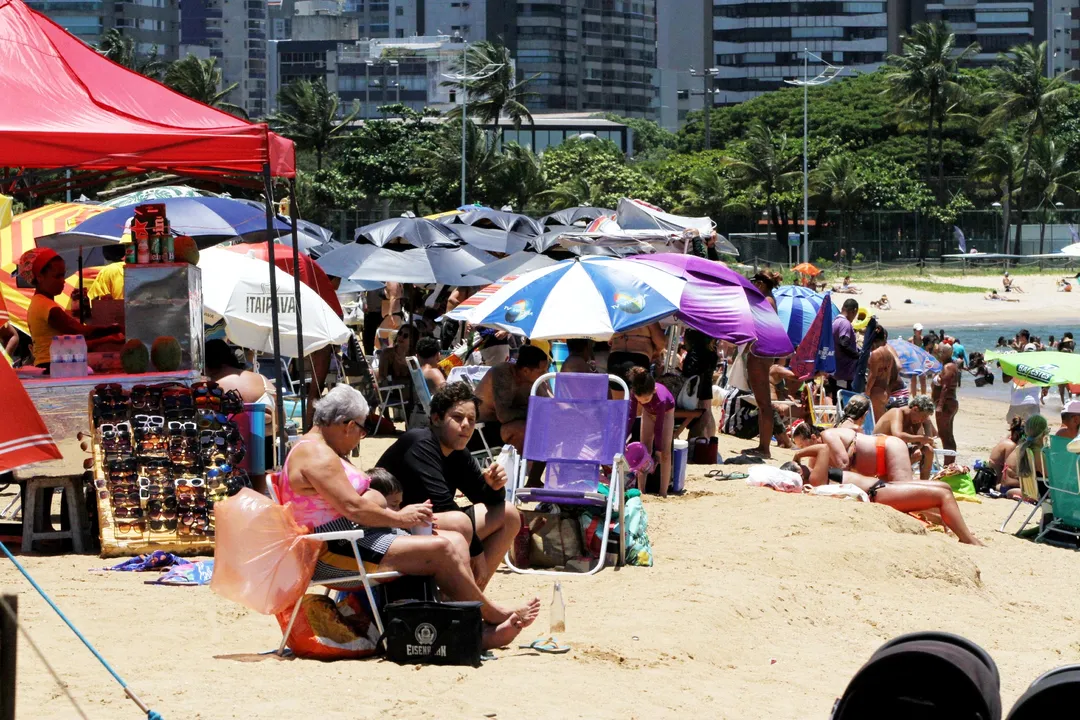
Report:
279,384,539,640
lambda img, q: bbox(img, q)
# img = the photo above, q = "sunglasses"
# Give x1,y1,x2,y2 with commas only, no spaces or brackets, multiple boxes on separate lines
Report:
149,518,177,532
168,421,198,432
117,520,145,534
95,383,122,393
113,506,143,518
134,414,165,427
108,459,136,471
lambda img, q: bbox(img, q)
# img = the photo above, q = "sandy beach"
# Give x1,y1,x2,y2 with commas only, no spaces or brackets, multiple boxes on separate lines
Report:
4,280,1080,719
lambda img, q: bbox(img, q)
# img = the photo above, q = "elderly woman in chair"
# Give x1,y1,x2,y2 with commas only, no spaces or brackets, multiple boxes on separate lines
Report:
280,385,540,645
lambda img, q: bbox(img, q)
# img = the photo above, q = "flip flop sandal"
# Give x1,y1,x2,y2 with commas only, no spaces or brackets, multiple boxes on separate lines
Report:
705,470,749,480
521,636,571,654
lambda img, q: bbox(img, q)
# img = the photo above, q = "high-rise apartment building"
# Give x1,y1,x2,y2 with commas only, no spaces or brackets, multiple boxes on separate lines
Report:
179,0,267,117
910,0,1039,62
657,0,713,130
711,0,890,105
29,0,181,58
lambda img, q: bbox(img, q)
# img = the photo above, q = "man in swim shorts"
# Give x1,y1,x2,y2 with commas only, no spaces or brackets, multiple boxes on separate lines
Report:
873,395,938,479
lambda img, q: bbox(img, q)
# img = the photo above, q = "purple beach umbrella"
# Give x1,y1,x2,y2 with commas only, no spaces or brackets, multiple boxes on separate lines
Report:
628,254,794,357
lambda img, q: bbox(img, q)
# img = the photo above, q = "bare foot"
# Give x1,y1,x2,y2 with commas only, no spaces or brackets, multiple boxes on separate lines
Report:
483,614,523,650
512,597,541,628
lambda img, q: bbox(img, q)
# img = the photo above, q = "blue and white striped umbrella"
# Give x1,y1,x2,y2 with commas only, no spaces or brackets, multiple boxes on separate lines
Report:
445,256,685,341
775,285,835,345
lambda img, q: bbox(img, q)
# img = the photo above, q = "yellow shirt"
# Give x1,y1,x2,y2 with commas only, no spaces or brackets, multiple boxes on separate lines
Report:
87,261,125,301
0,290,9,326
28,294,63,366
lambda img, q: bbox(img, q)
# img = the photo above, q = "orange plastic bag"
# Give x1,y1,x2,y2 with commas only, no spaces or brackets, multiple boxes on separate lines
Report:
274,593,380,660
210,488,323,615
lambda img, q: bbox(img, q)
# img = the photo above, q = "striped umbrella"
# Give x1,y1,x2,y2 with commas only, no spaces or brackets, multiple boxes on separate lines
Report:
774,285,833,345
889,339,943,377
0,352,62,472
0,203,108,333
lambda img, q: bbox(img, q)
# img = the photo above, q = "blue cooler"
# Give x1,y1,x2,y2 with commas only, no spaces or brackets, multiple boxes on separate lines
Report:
672,440,689,493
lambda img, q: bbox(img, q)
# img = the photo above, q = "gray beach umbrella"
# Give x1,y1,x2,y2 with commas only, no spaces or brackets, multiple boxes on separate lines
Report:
354,217,462,248
317,243,496,286
540,207,613,227
449,224,533,254
441,208,545,237
472,250,559,282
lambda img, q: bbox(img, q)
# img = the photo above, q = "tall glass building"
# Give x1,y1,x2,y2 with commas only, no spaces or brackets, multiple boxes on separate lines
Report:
711,0,890,104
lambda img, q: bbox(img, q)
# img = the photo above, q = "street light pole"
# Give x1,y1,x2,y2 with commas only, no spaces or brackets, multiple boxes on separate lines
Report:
785,50,844,265
689,66,719,150
442,46,503,208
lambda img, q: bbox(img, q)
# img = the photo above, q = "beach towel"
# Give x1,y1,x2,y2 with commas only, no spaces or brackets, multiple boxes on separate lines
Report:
146,560,214,586
806,483,869,503
101,551,190,572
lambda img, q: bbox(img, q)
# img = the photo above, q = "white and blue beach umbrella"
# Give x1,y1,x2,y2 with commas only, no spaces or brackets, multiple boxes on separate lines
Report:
775,285,834,345
447,256,685,341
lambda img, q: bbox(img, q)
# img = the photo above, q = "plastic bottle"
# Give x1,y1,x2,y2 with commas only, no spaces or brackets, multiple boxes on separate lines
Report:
59,335,74,364
72,335,87,365
549,581,566,635
136,230,150,264
49,335,62,365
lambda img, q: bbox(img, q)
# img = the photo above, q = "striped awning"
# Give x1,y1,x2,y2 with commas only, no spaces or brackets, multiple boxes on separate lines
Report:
0,202,108,274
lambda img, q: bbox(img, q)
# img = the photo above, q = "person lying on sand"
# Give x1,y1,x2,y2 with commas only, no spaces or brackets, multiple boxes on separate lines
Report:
986,290,1019,302
870,294,891,310
787,424,983,545
833,276,861,294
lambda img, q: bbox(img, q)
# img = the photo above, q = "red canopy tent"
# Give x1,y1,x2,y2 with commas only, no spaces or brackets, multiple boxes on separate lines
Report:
0,0,302,458
0,0,294,176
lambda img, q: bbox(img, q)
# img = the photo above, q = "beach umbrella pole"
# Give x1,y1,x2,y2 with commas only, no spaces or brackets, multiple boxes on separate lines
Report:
77,247,84,324
288,178,307,432
262,164,289,467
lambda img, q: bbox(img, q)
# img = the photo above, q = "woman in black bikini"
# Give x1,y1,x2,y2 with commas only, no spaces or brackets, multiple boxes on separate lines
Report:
788,423,983,545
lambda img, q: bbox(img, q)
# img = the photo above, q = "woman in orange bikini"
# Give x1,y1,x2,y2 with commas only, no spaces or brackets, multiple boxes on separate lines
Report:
789,423,983,545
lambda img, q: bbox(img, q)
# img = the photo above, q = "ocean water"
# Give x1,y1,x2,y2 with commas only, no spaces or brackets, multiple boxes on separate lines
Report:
872,321,1079,409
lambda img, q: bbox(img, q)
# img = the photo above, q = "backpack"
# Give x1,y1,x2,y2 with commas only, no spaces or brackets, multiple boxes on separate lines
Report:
831,632,1001,720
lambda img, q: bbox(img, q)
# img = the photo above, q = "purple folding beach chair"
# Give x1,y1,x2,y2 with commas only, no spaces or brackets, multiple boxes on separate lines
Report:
505,372,630,576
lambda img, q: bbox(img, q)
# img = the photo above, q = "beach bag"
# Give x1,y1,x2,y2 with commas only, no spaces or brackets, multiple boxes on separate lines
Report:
383,600,483,667
1006,664,1080,719
676,375,700,411
690,436,719,465
973,465,998,494
622,491,653,567
210,489,321,615
831,632,1001,720
526,511,584,568
274,592,380,660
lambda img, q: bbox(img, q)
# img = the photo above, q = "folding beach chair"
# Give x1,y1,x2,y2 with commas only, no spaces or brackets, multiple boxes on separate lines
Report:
806,379,837,426
838,390,875,434
1035,437,1080,545
505,372,630,576
998,448,1050,535
405,356,432,429
267,473,404,656
366,354,407,435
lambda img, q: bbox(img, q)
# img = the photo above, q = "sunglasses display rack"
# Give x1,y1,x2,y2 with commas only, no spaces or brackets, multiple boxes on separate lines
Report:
89,381,252,557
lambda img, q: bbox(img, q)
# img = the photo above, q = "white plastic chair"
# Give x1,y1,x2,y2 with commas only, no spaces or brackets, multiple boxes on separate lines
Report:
367,354,407,435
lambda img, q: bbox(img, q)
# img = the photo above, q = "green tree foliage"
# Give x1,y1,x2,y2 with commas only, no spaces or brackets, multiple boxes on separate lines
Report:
602,114,678,158
97,29,166,79
537,137,669,211
1027,136,1080,254
270,79,359,171
443,41,536,129
164,55,246,118
721,121,801,245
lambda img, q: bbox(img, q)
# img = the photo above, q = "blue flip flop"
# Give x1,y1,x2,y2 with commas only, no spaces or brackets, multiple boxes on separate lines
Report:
521,636,571,654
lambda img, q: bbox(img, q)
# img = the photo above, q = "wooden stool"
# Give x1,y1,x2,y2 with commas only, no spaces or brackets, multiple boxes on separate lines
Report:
21,476,87,554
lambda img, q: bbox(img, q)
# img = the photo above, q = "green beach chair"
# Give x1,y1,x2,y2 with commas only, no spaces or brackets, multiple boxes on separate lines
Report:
1035,437,1080,546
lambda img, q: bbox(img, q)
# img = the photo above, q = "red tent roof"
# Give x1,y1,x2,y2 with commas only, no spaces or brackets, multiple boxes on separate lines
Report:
0,0,295,177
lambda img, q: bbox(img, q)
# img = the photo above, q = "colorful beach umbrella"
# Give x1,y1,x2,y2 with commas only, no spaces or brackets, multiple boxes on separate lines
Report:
790,292,836,380
985,350,1080,387
473,250,558,282
793,262,821,276
889,339,943,378
100,185,210,208
628,254,793,357
42,197,291,250
223,242,343,318
0,352,62,472
774,285,832,346
446,256,685,341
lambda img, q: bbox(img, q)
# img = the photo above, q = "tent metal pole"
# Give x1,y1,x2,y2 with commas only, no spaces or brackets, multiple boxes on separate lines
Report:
77,248,85,323
287,178,307,432
262,163,289,468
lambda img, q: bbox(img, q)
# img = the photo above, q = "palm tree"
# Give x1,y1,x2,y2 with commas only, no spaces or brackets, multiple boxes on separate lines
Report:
164,55,246,118
721,120,801,245
490,141,545,212
982,43,1074,253
270,79,358,170
1027,136,1080,255
676,166,728,221
883,21,979,199
415,119,501,206
811,154,867,258
443,41,537,129
97,28,166,79
971,134,1024,254
536,177,605,211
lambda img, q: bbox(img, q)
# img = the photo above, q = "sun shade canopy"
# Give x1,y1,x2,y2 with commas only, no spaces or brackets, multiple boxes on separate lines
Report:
0,0,295,177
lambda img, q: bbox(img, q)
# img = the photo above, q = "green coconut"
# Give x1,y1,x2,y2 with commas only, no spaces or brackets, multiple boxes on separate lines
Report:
120,339,150,374
150,336,183,372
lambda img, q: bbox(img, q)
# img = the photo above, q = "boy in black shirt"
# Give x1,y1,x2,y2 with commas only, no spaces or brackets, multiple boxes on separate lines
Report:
377,382,518,589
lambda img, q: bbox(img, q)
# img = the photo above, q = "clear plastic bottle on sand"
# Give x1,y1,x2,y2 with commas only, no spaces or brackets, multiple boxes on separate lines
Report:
550,581,566,635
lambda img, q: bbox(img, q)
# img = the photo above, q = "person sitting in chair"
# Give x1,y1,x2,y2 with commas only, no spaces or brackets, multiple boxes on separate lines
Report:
414,336,446,394
377,382,526,594
560,338,595,373
472,345,550,452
